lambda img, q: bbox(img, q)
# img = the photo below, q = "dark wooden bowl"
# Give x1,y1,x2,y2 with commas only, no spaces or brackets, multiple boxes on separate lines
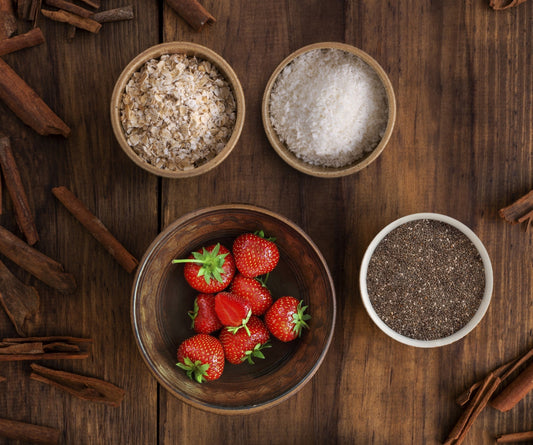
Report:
131,204,336,414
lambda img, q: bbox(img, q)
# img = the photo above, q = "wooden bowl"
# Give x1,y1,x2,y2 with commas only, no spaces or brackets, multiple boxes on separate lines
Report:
131,204,336,414
262,42,396,178
110,42,245,178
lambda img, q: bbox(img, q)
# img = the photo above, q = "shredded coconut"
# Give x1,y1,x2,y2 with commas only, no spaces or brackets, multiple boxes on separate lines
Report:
120,54,236,171
268,48,389,168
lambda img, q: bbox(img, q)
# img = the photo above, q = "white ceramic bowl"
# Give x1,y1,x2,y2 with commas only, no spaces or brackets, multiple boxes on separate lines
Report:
359,213,493,348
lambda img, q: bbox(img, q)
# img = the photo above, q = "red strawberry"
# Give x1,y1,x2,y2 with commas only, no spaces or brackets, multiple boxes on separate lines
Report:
264,296,311,342
230,273,273,316
214,292,252,334
189,294,223,334
176,334,225,383
232,231,279,278
219,316,271,365
173,243,235,293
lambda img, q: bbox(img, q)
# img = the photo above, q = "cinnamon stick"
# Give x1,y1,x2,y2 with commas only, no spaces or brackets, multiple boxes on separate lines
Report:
0,418,60,444
41,8,101,33
0,0,17,40
0,258,40,336
0,376,5,382
52,186,139,273
457,345,533,406
0,58,70,137
30,363,125,407
44,0,93,17
77,0,100,9
0,28,46,57
490,0,529,10
490,361,533,412
0,336,91,361
444,374,501,445
497,431,533,443
165,0,215,31
91,5,134,23
499,189,533,224
0,224,77,293
0,134,39,245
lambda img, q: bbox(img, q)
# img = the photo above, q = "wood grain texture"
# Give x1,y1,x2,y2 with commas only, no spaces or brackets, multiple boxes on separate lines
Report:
0,0,530,444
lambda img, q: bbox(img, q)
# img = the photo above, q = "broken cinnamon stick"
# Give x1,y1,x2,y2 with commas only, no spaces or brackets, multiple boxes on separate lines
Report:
41,8,101,33
0,224,77,293
0,0,18,40
52,186,139,273
0,418,60,444
165,0,215,31
0,258,40,336
91,5,134,23
490,361,533,412
497,431,533,443
44,0,92,17
30,363,125,407
0,58,70,137
490,0,529,10
0,134,39,245
499,189,533,225
0,336,91,361
0,28,46,57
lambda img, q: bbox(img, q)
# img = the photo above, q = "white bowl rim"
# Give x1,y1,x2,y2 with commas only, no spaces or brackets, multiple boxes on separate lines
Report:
359,212,493,348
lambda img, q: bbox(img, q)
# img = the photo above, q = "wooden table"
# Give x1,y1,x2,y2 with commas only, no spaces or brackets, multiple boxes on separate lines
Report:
0,1,532,443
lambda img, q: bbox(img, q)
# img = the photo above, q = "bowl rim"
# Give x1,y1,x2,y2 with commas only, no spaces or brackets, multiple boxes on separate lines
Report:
110,41,246,179
261,41,397,178
130,203,337,414
359,212,493,348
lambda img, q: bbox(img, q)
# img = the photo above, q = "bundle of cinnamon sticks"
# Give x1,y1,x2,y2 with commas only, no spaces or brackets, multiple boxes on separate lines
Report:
444,345,533,444
499,189,533,231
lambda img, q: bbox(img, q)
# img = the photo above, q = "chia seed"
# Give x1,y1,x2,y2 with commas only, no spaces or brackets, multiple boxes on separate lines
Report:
366,219,485,341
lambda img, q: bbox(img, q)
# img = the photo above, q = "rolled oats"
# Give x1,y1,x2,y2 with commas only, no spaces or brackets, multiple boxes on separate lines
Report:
120,54,237,171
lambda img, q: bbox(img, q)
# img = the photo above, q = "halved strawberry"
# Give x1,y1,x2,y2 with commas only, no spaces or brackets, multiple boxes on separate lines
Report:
214,291,252,335
219,316,271,365
264,296,311,342
172,243,235,293
232,231,279,278
176,334,225,383
230,273,273,316
189,294,223,334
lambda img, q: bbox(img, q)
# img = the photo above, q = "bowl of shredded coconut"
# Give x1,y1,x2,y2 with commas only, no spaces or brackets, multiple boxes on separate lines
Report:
262,42,396,177
111,42,245,178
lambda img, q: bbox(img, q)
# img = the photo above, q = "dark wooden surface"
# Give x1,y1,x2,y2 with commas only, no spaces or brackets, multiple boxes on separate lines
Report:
0,1,532,444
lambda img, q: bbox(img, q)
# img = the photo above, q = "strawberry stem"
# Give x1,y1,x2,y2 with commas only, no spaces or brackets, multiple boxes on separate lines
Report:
172,243,228,284
227,309,252,336
243,341,272,364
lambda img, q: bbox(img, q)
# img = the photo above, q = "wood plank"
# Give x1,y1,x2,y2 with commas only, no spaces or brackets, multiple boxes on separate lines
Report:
0,1,160,443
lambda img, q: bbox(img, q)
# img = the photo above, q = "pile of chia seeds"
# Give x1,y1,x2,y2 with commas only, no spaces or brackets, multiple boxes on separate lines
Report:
366,219,485,341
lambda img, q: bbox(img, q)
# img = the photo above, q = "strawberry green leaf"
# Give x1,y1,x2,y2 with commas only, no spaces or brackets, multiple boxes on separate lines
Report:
291,301,311,337
172,243,229,285
227,309,252,336
177,357,210,384
242,341,272,365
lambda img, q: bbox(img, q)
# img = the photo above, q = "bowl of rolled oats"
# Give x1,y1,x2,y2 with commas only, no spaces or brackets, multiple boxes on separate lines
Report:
111,42,245,178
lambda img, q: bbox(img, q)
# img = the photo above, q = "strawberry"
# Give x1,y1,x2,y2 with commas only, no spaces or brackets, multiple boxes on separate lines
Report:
230,273,273,316
264,296,311,342
189,294,223,334
232,231,279,278
176,334,225,383
219,316,271,365
214,291,252,335
172,243,235,293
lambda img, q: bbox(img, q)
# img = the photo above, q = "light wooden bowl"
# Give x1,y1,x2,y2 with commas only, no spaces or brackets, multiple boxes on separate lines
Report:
262,42,396,178
110,42,245,178
131,204,336,414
